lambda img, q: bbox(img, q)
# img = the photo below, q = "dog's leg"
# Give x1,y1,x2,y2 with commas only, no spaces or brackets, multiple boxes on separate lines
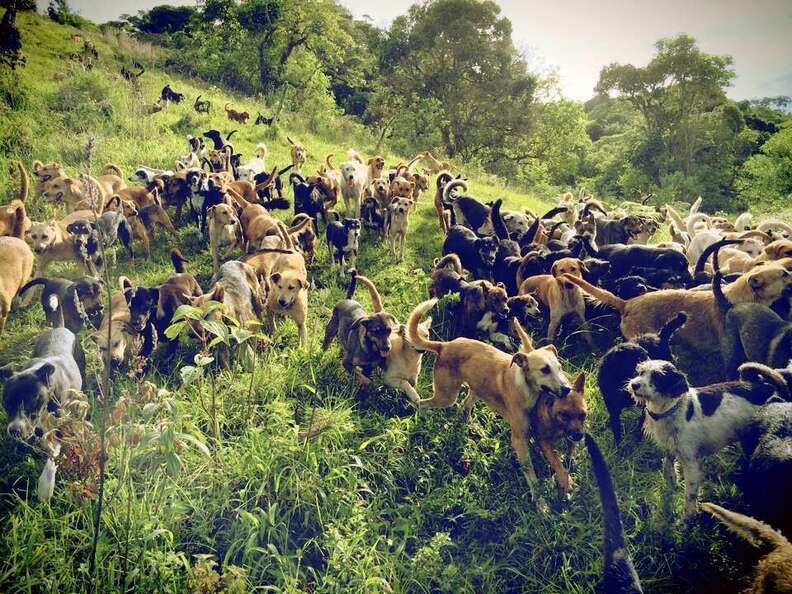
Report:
681,458,703,518
547,311,562,343
510,427,540,501
393,379,421,405
461,389,478,418
417,368,462,408
663,453,677,486
322,310,339,350
608,410,623,445
211,243,220,277
538,438,572,495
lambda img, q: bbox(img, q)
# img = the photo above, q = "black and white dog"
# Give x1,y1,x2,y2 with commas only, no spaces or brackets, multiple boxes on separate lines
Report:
361,197,386,239
160,84,184,104
326,216,361,271
442,179,494,236
1,327,85,440
442,225,499,281
291,173,330,227
629,360,789,517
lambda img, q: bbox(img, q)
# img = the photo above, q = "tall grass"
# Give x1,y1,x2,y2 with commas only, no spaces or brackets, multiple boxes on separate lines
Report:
0,12,757,594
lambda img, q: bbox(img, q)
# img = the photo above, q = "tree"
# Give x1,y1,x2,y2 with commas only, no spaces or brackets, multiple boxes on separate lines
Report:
133,5,196,35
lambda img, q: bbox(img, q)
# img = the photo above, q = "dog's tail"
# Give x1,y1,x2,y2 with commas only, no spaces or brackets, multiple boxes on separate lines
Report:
101,163,124,178
287,136,295,146
13,160,28,202
701,502,789,551
407,299,443,353
581,200,606,218
19,277,48,298
170,248,189,273
347,149,363,164
277,163,295,177
689,196,703,216
694,238,744,277
194,95,202,105
345,269,358,299
491,199,509,240
686,212,710,238
224,103,231,112
289,172,305,186
325,153,335,170
436,171,453,191
712,271,732,315
355,274,385,314
585,433,633,565
522,214,542,247
757,220,792,238
734,211,752,232
433,253,464,275
327,210,341,223
541,206,569,220
226,130,238,141
442,179,468,204
260,197,291,211
658,312,688,346
561,274,626,312
738,362,790,401
662,203,687,233
254,143,268,159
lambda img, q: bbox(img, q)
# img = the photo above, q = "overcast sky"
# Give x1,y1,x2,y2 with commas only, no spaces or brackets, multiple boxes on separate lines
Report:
41,0,792,101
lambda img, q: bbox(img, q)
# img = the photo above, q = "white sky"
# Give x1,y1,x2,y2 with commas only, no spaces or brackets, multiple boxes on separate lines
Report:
40,0,792,101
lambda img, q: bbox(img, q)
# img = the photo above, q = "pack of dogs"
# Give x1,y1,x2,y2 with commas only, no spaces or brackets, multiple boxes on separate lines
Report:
3,131,792,593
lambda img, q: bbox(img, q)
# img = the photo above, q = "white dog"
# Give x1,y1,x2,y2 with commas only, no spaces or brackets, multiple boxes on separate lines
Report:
237,144,268,183
339,149,370,219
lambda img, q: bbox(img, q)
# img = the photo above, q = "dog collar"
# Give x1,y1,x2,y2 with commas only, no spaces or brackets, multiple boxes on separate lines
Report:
646,400,681,422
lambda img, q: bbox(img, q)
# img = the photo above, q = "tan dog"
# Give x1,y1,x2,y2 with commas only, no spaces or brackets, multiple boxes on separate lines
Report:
191,260,265,328
92,291,134,371
231,191,280,251
751,239,792,268
562,259,792,356
383,318,432,405
369,177,389,210
519,258,595,348
264,246,309,346
208,203,242,275
387,196,412,262
32,160,66,197
25,210,96,277
224,103,250,124
41,165,126,211
367,155,385,182
1,161,30,239
0,237,34,334
288,137,307,172
408,299,571,498
530,372,587,496
410,171,429,204
389,175,414,200
421,151,450,174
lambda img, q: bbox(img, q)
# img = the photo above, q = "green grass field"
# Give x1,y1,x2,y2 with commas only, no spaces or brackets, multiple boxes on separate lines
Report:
0,13,758,593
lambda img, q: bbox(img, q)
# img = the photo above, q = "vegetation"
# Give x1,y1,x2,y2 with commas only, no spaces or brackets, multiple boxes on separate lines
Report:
0,5,786,594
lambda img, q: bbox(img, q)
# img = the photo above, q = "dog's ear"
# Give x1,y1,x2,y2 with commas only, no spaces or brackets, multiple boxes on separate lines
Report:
0,362,17,380
210,282,225,303
550,261,560,277
36,363,56,386
496,282,506,290
510,352,529,368
579,260,589,273
573,372,585,394
270,272,282,285
542,344,558,356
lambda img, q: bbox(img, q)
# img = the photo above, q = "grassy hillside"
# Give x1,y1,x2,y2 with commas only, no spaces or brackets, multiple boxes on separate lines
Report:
0,12,755,594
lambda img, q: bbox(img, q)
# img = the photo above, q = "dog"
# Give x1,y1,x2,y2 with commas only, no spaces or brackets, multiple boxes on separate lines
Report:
208,203,242,275
202,129,237,150
263,246,309,346
26,210,97,277
193,95,211,113
383,316,432,405
339,152,369,218
585,434,644,594
387,196,413,261
629,360,788,517
1,161,30,239
224,103,250,124
18,276,104,333
191,260,265,329
408,300,571,499
442,180,494,236
595,215,645,247
237,144,268,183
92,290,136,372
598,312,688,444
442,225,499,281
160,84,184,104
1,327,85,440
702,503,792,594
128,193,179,257
121,65,144,82
429,254,467,298
255,112,274,126
421,151,450,174
0,236,34,333
361,197,386,239
42,167,126,212
326,216,361,271
322,271,399,384
530,371,587,497
287,137,307,172
291,172,332,227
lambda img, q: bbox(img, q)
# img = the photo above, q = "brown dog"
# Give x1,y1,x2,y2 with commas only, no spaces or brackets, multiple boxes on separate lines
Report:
224,103,250,124
1,161,30,239
208,203,242,275
288,137,307,172
92,291,134,371
264,246,309,346
530,372,587,496
407,299,571,499
230,190,280,251
421,151,450,174
26,210,96,277
41,165,126,211
0,237,34,334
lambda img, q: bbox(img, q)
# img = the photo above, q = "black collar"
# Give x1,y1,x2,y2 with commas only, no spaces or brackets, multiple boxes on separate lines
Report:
646,399,682,422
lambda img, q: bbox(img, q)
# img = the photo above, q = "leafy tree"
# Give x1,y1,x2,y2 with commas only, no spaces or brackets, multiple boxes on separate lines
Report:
132,5,196,35
737,125,792,208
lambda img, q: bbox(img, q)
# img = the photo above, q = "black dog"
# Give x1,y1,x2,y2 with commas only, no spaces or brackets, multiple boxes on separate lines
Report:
442,225,499,281
255,112,274,125
253,164,293,201
193,95,211,113
593,242,690,280
598,312,688,444
429,254,468,298
202,129,237,150
585,434,643,594
160,84,184,103
65,219,104,274
121,65,144,82
291,172,330,227
18,276,104,332
361,197,386,239
326,216,361,270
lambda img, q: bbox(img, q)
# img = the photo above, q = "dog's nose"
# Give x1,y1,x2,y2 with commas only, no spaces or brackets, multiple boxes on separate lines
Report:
630,379,641,392
278,298,289,307
568,430,584,443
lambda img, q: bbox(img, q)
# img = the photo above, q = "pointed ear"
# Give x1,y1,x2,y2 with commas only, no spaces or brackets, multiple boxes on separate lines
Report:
300,278,310,290
511,318,533,352
36,363,55,385
496,282,505,290
543,344,558,356
510,352,529,368
573,372,585,393
270,272,282,284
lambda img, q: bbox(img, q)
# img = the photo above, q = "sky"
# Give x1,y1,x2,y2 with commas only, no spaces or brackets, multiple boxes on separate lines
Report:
39,0,792,101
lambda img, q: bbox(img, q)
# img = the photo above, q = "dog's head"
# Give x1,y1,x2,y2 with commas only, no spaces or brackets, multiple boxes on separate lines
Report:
120,277,158,332
475,236,499,268
389,176,414,198
761,239,792,261
613,276,652,299
629,360,689,407
574,214,596,239
129,167,152,183
66,219,96,237
507,294,541,320
186,169,208,194
32,161,64,184
208,149,228,172
621,214,644,239
517,251,545,279
502,211,529,236
389,196,413,219
510,343,571,400
738,238,764,259
26,220,59,255
269,271,308,310
1,362,57,439
73,276,105,313
410,172,429,194
291,143,306,163
343,218,361,245
551,258,586,281
92,322,130,370
340,161,359,188
370,177,389,201
745,259,792,302
362,312,399,358
208,203,237,227
545,372,588,442
367,156,385,174
41,176,81,204
481,281,509,319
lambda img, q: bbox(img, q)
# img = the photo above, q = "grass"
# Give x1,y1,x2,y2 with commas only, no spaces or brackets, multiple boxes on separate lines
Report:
0,12,758,594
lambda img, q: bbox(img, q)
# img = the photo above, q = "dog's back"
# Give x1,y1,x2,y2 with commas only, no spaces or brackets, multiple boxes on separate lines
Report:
32,327,84,391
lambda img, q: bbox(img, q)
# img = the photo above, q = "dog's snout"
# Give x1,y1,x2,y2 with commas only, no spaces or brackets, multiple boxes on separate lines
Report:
629,379,641,392
568,430,584,443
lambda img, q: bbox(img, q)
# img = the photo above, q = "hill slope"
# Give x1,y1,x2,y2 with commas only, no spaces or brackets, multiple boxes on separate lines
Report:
0,12,754,594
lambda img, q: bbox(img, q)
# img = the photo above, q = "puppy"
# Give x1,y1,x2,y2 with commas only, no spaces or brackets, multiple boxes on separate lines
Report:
585,434,644,594
322,271,398,383
1,327,85,439
408,301,571,498
598,312,688,444
224,103,250,124
208,203,242,275
442,225,499,281
702,503,792,594
18,276,104,333
387,196,413,261
287,137,307,172
530,372,587,496
629,360,788,517
326,216,361,271
0,236,34,333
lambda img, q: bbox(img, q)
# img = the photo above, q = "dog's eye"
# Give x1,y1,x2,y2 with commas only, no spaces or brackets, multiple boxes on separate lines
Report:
541,366,551,375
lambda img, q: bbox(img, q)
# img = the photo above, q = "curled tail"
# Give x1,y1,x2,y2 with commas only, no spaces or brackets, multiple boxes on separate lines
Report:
101,163,124,178
701,502,789,550
407,299,444,353
491,199,508,240
325,153,334,170
170,248,188,273
541,206,569,220
354,274,385,314
433,253,464,275
694,238,743,276
686,212,710,238
442,179,468,203
13,160,28,202
738,362,790,401
561,275,626,312
658,312,688,346
19,277,48,297
436,171,453,191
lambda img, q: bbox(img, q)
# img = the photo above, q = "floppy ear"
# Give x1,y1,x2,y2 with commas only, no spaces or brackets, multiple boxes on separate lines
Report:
579,260,589,273
510,352,529,368
300,278,310,290
550,261,560,277
270,272,282,284
36,363,56,386
573,372,585,393
210,282,225,302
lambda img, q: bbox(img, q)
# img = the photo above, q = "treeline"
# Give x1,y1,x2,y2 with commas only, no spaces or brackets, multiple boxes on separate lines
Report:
101,0,790,210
